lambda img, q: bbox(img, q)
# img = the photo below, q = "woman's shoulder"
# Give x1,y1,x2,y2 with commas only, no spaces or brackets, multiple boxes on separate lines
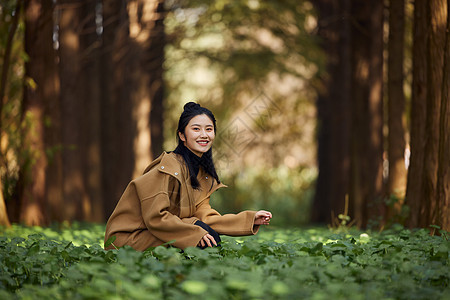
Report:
141,151,186,177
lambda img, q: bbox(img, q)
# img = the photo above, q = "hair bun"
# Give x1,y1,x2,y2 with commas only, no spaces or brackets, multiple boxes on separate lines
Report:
184,102,201,111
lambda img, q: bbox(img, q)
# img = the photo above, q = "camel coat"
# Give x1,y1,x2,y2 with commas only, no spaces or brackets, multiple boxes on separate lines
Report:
104,151,259,250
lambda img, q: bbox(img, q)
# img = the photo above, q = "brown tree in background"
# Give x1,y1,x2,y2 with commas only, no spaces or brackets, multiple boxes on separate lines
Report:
58,0,104,222
18,0,59,225
100,0,165,219
349,0,384,228
312,0,384,228
407,0,448,230
423,0,447,227
386,0,407,219
311,0,351,224
436,1,449,230
405,0,428,228
58,0,87,222
80,0,104,222
100,0,133,219
127,0,165,177
0,0,22,227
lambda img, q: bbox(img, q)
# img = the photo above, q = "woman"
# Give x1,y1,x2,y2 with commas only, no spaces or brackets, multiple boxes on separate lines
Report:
104,102,272,251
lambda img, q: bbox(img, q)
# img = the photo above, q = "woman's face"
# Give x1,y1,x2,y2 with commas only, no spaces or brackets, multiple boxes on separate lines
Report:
179,114,215,157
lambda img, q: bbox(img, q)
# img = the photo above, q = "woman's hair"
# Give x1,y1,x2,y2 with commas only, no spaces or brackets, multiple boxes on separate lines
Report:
173,102,220,189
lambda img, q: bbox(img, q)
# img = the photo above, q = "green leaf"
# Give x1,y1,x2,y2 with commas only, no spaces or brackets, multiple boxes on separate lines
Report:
104,235,116,248
182,280,208,295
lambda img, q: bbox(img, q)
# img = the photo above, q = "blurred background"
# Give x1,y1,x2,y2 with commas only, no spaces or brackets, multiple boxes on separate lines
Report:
0,0,448,230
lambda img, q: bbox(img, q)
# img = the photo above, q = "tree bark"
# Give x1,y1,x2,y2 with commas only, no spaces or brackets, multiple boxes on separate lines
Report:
80,0,104,222
436,1,449,231
311,0,351,224
101,0,134,219
406,0,428,228
387,0,407,219
422,0,447,227
349,0,384,228
0,0,22,227
20,0,57,225
58,0,86,221
127,0,165,179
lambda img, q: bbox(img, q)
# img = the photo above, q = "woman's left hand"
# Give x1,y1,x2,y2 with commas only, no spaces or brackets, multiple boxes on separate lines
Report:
254,210,272,225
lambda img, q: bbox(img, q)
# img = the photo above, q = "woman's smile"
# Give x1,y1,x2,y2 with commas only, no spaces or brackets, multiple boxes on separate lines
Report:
197,140,210,146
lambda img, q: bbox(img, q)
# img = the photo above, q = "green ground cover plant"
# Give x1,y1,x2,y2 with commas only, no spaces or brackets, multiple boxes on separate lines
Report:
0,223,449,299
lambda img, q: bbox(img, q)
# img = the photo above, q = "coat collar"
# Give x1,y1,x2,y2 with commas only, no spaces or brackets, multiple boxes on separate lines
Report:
143,152,185,180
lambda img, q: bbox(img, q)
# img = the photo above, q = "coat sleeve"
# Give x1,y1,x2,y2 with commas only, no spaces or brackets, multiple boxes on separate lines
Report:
194,197,260,236
139,175,207,249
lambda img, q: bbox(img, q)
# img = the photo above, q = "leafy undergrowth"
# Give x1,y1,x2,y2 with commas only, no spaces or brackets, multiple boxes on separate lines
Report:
0,224,449,300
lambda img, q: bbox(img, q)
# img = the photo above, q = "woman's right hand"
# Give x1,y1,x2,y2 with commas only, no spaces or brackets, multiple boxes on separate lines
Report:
198,233,217,248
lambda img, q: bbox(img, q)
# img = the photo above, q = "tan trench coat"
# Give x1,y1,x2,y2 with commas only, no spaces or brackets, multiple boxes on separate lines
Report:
104,152,259,250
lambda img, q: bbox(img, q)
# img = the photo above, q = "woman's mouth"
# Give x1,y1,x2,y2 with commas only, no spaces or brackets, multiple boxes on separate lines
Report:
197,141,209,146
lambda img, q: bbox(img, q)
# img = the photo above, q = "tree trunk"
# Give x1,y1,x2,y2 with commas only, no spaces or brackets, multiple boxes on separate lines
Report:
101,0,134,219
58,0,86,221
311,0,351,224
436,1,449,231
80,0,104,222
422,0,447,227
387,0,407,220
349,0,384,228
0,0,22,227
127,0,165,178
20,0,57,225
80,1,104,223
406,0,428,228
0,184,10,227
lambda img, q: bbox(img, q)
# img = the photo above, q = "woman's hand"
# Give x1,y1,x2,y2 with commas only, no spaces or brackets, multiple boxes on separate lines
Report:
254,210,272,225
198,233,217,248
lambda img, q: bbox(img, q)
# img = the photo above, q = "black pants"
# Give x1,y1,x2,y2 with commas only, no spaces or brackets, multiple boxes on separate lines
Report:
194,220,221,249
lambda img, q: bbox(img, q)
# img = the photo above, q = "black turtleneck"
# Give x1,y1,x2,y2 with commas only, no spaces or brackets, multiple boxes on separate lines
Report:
173,144,220,189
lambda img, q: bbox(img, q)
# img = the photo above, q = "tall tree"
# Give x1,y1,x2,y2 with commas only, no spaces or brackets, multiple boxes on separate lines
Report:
348,0,384,228
436,1,449,231
101,0,166,219
19,0,59,225
100,0,134,219
407,0,448,229
422,0,447,227
311,0,384,228
405,0,428,228
127,0,165,178
311,0,351,224
80,0,103,222
387,0,407,218
0,0,23,227
58,0,87,221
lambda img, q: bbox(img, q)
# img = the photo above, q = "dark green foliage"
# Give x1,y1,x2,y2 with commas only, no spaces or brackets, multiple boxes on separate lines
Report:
0,224,448,299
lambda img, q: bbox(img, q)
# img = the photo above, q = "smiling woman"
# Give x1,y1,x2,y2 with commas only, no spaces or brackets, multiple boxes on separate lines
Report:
104,102,272,251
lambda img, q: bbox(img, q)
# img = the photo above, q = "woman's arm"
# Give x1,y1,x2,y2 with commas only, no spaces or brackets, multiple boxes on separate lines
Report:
194,197,271,236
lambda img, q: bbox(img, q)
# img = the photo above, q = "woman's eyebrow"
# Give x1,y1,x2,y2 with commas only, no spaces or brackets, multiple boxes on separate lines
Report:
190,124,213,127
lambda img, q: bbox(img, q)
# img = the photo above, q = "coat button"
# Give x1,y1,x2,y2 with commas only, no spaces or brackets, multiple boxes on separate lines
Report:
174,172,179,175
161,166,165,169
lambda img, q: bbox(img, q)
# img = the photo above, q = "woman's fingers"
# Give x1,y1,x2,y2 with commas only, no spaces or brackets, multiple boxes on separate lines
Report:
204,234,213,247
209,234,218,247
198,234,218,248
254,210,272,225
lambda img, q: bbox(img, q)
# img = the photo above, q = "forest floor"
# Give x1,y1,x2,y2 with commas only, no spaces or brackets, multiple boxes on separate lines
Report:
0,223,449,299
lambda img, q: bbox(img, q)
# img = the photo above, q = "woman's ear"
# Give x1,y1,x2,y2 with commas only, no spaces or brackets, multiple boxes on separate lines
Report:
178,131,186,142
